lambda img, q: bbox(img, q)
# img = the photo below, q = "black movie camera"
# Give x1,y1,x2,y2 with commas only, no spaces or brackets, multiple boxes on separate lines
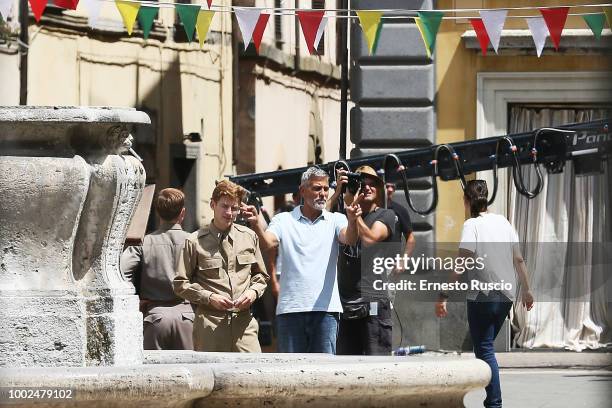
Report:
343,171,364,195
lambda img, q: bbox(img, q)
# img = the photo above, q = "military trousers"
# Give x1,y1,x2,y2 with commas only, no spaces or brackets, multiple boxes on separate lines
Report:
193,306,261,352
143,300,195,350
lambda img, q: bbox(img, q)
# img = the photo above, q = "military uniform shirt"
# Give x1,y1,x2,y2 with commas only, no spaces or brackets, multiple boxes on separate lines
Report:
173,222,269,306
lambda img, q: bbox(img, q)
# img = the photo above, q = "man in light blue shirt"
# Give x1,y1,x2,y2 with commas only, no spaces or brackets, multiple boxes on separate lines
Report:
243,167,360,353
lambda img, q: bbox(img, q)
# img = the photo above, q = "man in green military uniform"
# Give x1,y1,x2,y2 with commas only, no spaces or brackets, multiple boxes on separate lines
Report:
174,180,269,352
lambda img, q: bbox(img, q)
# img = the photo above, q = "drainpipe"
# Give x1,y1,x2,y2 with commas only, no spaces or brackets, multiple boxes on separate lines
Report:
339,0,348,159
294,0,299,72
19,0,28,105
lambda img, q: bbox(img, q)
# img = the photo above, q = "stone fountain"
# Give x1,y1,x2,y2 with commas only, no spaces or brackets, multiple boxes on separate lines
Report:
0,106,489,407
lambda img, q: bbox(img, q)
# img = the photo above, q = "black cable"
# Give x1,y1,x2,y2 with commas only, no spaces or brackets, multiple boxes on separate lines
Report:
433,144,467,192
488,136,520,205
512,127,575,199
331,160,351,212
381,154,403,209
383,153,438,215
383,145,467,216
391,298,403,349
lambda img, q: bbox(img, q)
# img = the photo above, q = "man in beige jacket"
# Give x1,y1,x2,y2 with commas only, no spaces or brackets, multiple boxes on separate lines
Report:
174,180,269,352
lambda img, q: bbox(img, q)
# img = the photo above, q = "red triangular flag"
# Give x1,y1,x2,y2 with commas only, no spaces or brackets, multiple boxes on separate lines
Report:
540,7,569,50
252,13,270,53
470,18,490,56
297,10,325,55
206,0,212,9
29,0,46,22
54,0,79,10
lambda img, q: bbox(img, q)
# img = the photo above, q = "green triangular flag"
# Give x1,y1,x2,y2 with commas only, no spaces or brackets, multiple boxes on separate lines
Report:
371,21,384,55
176,4,201,42
415,11,444,58
583,14,606,40
138,6,159,40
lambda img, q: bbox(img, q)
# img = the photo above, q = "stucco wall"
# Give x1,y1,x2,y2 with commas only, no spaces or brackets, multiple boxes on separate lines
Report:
435,0,612,242
18,1,234,226
255,69,350,209
0,51,19,105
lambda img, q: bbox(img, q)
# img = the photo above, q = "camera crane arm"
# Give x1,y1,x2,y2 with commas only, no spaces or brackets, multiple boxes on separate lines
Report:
230,119,610,212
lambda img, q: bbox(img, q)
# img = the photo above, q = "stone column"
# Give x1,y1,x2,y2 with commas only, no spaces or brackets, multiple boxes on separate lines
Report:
0,107,149,367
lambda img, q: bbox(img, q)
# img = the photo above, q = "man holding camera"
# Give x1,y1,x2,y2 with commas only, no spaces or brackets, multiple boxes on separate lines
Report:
173,180,269,352
331,166,401,355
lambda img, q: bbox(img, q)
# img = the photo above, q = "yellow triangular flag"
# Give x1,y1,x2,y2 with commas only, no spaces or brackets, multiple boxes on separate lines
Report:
196,10,215,48
115,0,140,36
356,11,382,55
604,7,612,28
414,17,431,58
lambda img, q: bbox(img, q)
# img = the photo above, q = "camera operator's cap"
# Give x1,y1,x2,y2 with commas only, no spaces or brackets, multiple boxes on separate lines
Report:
355,165,384,189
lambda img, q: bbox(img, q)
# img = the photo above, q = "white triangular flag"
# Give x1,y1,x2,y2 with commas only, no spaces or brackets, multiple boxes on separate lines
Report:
234,7,262,50
479,10,507,54
314,15,328,51
81,0,103,29
526,17,549,58
0,0,13,21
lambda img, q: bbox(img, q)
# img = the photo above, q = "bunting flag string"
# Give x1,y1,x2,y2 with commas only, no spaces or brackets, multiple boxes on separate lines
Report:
297,10,325,55
235,7,262,50
21,1,612,57
175,3,200,42
0,0,13,21
540,7,570,50
54,0,79,10
29,0,47,22
196,10,215,48
603,7,612,26
137,5,158,40
526,16,549,58
81,0,102,28
356,11,383,55
469,18,490,56
314,16,328,52
414,11,443,58
583,13,606,39
115,0,140,35
479,10,507,53
251,13,270,53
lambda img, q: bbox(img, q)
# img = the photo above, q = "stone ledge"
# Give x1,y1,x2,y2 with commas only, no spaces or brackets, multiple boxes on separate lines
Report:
462,28,612,55
244,42,341,82
1,355,491,407
0,106,150,124
0,364,215,407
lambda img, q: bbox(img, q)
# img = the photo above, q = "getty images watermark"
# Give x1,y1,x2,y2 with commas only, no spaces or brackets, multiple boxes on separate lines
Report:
371,253,514,293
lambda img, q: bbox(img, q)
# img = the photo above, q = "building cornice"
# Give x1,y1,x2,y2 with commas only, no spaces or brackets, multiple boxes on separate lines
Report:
462,29,612,55
241,42,341,86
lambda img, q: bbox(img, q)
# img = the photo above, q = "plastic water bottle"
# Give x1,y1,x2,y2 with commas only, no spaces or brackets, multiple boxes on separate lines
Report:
393,345,426,356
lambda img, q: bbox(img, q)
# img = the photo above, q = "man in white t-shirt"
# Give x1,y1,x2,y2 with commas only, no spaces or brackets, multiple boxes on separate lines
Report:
243,167,360,353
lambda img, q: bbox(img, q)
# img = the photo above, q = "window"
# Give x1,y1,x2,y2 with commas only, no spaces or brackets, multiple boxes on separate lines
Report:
312,0,325,55
274,0,283,48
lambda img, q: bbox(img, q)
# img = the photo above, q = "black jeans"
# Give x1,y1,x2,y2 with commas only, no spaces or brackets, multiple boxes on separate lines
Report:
336,300,392,355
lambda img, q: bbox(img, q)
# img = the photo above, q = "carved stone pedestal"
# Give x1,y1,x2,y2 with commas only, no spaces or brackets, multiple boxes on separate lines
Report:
0,107,149,367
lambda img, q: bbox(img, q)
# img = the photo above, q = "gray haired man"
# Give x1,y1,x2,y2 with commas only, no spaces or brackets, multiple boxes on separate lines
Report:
242,167,361,353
